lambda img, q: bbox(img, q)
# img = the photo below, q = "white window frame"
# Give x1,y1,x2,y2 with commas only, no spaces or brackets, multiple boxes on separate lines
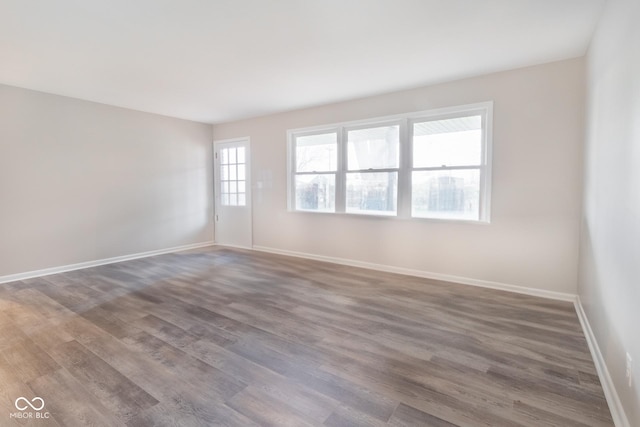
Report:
343,120,402,216
289,128,340,213
287,101,493,223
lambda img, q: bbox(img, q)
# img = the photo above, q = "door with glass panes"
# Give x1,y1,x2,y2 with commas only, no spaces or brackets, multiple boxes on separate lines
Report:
213,138,252,248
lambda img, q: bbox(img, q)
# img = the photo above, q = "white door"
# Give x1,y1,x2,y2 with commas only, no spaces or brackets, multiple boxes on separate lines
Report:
214,138,252,248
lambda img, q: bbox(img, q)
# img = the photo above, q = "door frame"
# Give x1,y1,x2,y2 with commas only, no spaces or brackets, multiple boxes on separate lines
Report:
213,137,253,248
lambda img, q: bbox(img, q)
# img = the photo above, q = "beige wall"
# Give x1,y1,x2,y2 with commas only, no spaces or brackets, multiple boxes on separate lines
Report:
214,58,585,295
0,84,214,278
580,0,640,424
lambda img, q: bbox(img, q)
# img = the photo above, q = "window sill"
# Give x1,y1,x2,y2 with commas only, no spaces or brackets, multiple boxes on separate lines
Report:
288,209,490,224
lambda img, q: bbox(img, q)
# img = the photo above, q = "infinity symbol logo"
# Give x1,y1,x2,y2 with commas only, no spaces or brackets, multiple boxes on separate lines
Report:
14,397,45,411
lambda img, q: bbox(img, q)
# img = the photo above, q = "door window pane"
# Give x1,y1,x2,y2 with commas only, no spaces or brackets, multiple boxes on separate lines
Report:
295,174,335,212
347,125,399,170
219,144,247,207
412,169,480,220
346,172,397,215
413,116,482,168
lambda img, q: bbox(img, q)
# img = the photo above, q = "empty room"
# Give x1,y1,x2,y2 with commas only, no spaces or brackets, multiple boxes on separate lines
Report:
0,0,638,426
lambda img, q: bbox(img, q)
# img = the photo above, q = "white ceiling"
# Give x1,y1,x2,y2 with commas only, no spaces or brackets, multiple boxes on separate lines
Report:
0,0,605,124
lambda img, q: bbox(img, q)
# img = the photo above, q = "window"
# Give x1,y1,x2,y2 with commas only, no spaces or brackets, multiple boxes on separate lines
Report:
288,102,492,222
220,146,247,206
346,125,400,216
411,115,483,220
292,132,337,212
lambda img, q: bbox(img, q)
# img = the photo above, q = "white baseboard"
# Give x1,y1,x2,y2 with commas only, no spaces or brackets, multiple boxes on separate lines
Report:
574,297,630,427
0,241,215,285
212,242,253,250
252,245,576,302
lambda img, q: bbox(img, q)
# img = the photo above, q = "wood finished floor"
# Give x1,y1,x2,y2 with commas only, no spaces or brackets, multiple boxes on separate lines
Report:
0,247,613,426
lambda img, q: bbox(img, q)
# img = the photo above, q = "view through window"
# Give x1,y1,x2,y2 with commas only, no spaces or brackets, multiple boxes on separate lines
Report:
220,146,247,206
288,103,492,222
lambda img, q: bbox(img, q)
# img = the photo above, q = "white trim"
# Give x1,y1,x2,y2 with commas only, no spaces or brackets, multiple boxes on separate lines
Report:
252,245,575,302
0,241,215,285
575,297,630,427
212,243,253,250
286,101,494,135
482,102,493,221
211,136,251,145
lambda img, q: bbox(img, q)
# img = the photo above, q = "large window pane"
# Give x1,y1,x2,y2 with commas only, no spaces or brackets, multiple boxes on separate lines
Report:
413,116,481,168
412,169,480,220
347,125,399,170
296,133,337,172
295,174,335,212
346,172,397,215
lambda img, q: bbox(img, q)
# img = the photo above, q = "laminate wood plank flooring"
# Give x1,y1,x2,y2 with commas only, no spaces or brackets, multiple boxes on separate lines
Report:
0,246,614,426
